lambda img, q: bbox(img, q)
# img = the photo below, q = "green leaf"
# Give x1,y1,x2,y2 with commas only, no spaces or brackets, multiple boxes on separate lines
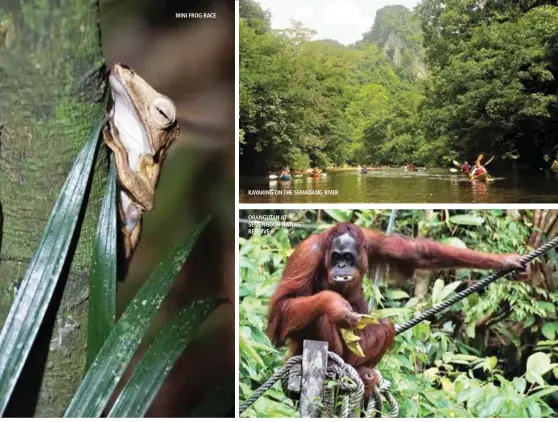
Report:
448,215,484,226
541,322,556,340
526,401,542,418
64,217,210,417
528,385,558,400
431,278,444,305
385,289,410,300
323,209,351,222
485,396,505,416
513,377,526,394
439,280,462,301
405,297,420,308
86,157,117,369
108,299,218,417
0,115,104,415
441,237,468,249
523,315,536,328
239,332,265,366
526,352,551,385
484,356,497,371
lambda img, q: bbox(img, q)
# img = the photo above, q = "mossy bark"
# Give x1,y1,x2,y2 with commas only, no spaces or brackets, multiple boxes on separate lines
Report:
0,0,107,416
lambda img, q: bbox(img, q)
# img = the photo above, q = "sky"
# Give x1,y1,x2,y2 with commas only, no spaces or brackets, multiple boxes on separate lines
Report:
257,0,421,45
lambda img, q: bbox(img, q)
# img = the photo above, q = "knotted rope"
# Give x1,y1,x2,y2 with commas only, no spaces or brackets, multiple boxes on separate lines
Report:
364,369,399,418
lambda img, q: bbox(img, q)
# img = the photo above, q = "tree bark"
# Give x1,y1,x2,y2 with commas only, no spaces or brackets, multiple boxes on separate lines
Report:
0,0,107,416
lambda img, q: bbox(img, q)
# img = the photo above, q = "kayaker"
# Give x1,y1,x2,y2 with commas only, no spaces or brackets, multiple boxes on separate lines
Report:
461,161,471,176
470,161,487,179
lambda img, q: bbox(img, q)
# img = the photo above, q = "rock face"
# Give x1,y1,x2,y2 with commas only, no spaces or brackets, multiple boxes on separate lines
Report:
358,5,426,79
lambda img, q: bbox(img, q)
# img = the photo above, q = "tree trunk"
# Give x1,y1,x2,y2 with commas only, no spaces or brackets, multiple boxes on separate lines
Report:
0,0,107,416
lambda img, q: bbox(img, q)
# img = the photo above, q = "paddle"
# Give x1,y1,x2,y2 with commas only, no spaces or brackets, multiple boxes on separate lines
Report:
450,168,459,173
484,156,495,166
452,160,461,167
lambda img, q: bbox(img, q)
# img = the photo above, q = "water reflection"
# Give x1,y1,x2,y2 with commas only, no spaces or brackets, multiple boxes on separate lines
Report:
240,168,558,203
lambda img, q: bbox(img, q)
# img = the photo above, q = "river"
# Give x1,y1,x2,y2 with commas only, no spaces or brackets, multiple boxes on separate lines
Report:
240,168,558,203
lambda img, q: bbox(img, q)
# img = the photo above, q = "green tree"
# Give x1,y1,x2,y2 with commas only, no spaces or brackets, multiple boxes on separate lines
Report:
417,0,558,168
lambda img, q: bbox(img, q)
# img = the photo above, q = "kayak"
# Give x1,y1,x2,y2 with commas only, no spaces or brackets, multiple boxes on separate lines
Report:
471,173,491,182
361,169,369,174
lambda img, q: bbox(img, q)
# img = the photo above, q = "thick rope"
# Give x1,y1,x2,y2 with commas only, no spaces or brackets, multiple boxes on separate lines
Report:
365,370,399,418
326,352,364,417
239,355,302,415
395,236,558,335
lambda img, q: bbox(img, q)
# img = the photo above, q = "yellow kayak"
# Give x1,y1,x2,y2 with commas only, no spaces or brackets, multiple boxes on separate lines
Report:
470,172,491,182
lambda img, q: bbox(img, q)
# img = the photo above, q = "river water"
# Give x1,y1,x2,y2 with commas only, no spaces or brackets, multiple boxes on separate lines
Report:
240,168,558,203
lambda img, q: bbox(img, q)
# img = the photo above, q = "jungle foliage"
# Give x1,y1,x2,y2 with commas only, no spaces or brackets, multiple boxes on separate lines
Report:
239,0,558,174
239,209,558,417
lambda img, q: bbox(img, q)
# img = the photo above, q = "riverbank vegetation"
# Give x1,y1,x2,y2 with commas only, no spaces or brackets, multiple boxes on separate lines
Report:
239,209,558,417
239,0,558,175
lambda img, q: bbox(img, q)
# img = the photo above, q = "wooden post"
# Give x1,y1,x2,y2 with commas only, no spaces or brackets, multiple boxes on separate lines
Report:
300,340,329,418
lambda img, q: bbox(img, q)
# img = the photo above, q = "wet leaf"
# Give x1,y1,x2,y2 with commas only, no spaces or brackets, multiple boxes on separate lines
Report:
108,299,218,417
86,157,117,369
64,217,210,417
0,115,104,415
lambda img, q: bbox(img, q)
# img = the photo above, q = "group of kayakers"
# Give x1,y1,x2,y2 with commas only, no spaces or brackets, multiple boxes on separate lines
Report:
271,167,326,181
274,157,490,181
356,163,418,173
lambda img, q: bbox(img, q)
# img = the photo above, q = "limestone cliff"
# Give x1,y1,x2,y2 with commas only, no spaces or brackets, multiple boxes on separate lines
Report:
357,5,426,79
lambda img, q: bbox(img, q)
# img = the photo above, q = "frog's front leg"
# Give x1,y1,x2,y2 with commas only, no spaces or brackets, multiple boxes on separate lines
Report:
102,125,156,212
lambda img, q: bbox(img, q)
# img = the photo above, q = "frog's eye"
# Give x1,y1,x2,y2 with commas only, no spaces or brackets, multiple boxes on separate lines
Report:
149,96,176,128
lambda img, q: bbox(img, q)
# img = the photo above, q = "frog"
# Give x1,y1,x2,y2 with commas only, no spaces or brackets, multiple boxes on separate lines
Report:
102,63,180,260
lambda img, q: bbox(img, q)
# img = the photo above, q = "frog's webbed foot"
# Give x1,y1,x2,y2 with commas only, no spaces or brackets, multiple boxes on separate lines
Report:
119,191,142,260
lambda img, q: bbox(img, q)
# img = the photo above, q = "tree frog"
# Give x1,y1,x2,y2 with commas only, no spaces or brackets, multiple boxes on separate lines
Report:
103,64,179,260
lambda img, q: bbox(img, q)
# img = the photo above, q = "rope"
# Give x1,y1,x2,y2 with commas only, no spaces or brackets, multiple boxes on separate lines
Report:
238,355,302,415
364,370,399,418
395,236,558,334
321,352,364,417
239,352,363,417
